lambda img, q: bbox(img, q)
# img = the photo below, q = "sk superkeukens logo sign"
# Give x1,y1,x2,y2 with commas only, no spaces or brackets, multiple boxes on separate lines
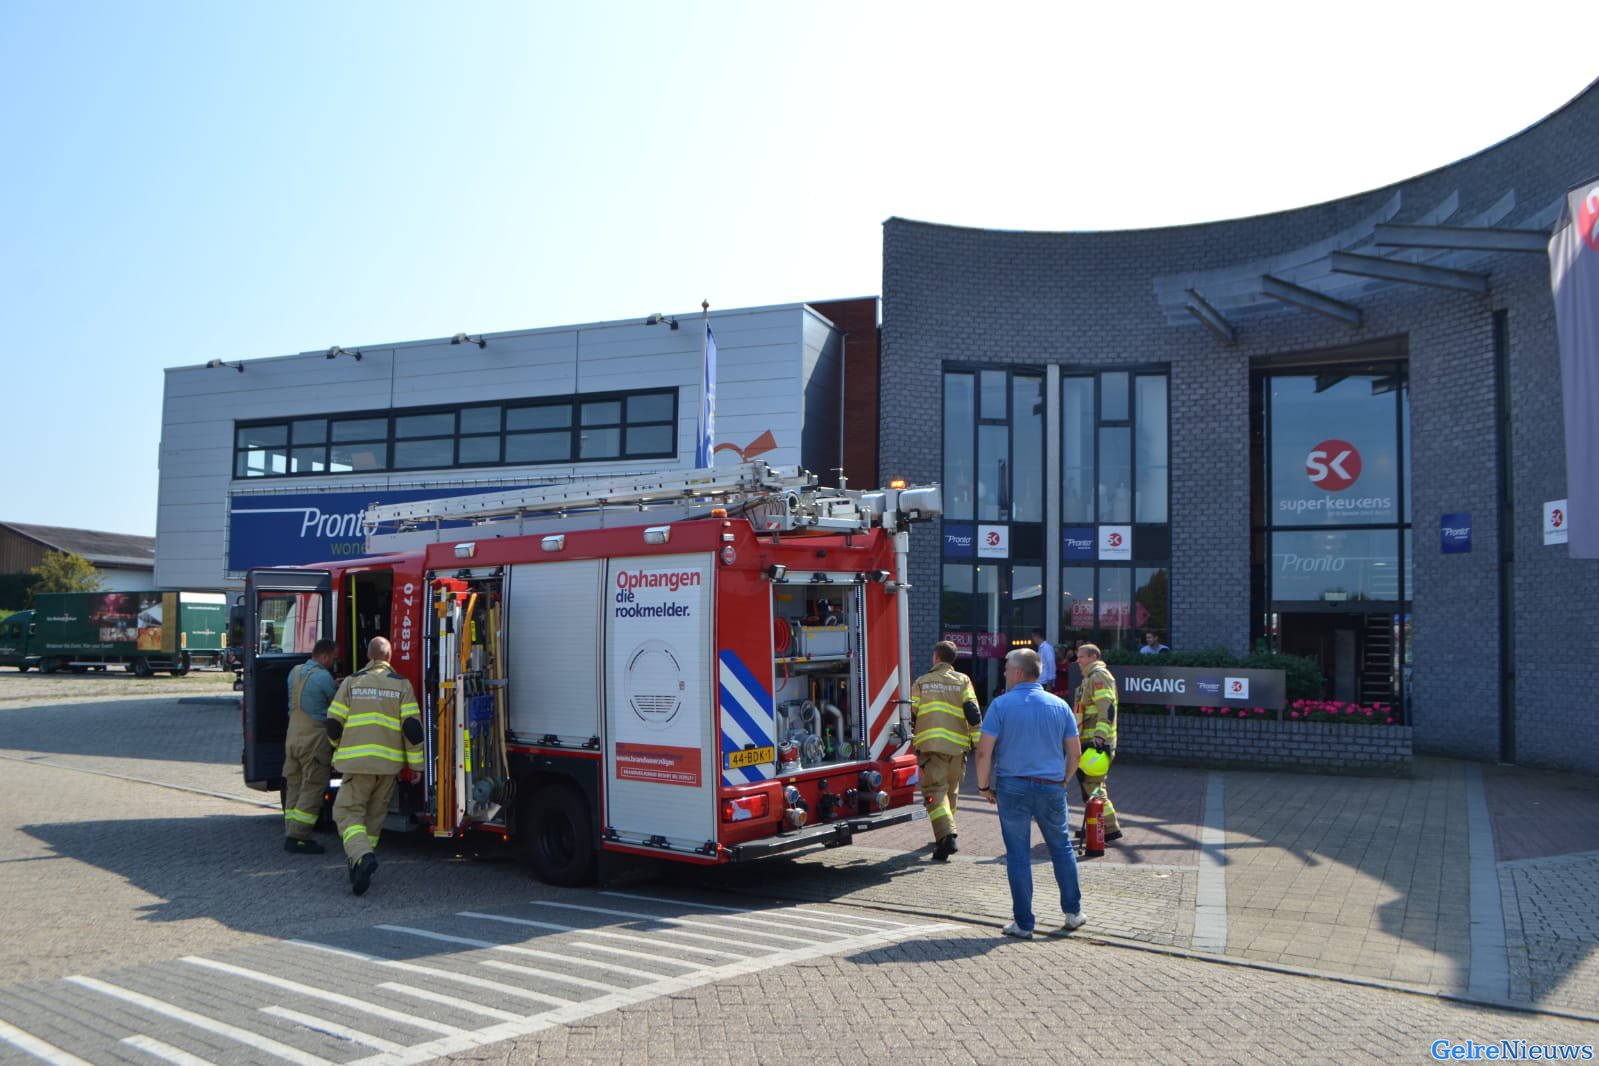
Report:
1306,439,1362,491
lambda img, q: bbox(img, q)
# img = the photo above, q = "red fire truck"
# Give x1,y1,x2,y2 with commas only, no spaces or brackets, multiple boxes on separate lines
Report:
241,464,940,885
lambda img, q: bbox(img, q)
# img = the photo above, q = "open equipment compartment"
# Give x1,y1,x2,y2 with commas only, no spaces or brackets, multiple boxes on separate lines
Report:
771,578,868,773
421,566,511,837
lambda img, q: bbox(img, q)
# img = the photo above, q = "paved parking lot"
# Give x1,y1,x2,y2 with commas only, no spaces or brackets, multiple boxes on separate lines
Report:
1,685,1595,1063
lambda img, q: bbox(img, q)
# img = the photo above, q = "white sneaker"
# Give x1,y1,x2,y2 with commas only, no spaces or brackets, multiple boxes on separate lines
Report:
1001,921,1034,939
1060,912,1088,933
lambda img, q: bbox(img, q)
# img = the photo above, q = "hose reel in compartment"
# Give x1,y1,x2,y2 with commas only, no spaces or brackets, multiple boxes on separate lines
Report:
772,581,865,773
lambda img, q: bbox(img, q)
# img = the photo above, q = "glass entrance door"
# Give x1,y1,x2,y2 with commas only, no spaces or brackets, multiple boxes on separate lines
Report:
940,562,1042,705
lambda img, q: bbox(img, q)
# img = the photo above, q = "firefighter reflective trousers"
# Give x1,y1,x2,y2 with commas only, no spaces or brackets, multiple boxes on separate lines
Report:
333,772,397,867
282,715,332,841
919,750,966,842
1076,760,1120,834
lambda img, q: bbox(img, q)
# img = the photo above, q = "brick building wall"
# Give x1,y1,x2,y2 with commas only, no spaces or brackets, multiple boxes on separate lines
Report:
880,82,1599,773
1120,716,1414,774
809,297,880,488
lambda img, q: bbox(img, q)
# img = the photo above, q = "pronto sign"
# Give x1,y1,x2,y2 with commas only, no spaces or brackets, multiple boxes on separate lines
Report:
228,485,539,571
1113,665,1286,710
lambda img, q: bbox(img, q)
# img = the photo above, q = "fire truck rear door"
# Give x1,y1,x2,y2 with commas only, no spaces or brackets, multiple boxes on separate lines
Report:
242,568,332,789
603,553,715,853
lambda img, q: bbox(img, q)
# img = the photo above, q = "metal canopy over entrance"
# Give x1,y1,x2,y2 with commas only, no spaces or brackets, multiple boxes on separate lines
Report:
1152,189,1559,345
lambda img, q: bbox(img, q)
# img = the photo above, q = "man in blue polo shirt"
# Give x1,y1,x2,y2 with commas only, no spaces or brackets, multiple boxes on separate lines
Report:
975,646,1086,939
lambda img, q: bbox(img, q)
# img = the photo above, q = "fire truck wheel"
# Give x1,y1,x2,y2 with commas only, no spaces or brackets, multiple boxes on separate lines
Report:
522,785,595,887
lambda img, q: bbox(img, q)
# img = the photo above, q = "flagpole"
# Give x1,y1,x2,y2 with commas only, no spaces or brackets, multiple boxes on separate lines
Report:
699,299,711,470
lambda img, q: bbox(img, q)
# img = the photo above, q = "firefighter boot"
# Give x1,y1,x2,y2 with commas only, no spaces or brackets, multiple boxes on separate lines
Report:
284,837,326,855
351,854,378,896
932,833,958,862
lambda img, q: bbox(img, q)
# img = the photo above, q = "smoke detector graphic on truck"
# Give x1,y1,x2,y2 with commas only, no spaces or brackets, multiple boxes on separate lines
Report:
625,639,686,727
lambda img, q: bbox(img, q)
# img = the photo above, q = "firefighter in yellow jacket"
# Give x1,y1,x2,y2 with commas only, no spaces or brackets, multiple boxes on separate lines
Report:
911,640,982,862
281,639,339,854
1072,643,1121,841
325,636,424,895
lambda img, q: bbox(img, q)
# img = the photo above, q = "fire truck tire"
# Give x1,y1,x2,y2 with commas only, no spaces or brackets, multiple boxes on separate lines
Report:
522,785,595,887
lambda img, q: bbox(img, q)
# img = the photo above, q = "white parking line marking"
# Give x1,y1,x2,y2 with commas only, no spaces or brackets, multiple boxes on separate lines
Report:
735,908,903,932
385,923,653,981
377,984,523,1023
375,927,625,993
581,931,747,961
517,910,758,955
431,913,746,962
529,900,819,945
288,940,573,1007
457,913,699,977
66,976,330,1066
476,960,625,994
570,941,702,969
340,917,961,1066
122,1033,219,1065
260,1007,405,1054
180,958,463,1037
673,909,850,938
0,1017,94,1065
602,891,914,927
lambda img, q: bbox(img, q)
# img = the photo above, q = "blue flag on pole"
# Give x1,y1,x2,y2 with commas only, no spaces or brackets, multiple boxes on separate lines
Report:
696,324,717,467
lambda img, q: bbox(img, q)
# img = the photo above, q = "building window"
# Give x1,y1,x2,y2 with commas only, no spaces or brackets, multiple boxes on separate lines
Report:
231,388,677,479
942,368,1043,524
1252,360,1411,707
940,365,1047,698
1062,371,1168,525
1058,369,1170,653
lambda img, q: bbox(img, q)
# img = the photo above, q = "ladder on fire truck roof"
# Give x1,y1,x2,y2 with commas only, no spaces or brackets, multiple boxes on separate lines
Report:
361,461,941,537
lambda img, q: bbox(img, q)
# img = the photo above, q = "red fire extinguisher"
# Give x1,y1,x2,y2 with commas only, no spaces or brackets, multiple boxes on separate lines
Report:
1081,786,1106,859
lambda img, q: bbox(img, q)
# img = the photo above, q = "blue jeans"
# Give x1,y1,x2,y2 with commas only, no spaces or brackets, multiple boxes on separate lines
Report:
996,777,1082,932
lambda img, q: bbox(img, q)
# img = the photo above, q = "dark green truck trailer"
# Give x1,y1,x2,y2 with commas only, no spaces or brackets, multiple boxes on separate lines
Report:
0,591,228,675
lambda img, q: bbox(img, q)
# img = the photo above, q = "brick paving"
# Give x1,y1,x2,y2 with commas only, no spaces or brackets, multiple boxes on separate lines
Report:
1484,763,1599,862
477,926,1599,1066
4,687,1598,1045
696,755,1599,1019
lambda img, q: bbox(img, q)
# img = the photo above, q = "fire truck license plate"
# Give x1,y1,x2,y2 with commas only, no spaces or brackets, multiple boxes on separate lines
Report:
726,746,775,770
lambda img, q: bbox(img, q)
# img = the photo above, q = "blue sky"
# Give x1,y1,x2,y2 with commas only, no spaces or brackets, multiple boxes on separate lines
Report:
3,1,1592,535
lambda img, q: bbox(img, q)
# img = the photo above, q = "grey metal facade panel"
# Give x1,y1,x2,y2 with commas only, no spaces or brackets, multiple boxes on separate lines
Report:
154,304,832,591
880,80,1599,773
